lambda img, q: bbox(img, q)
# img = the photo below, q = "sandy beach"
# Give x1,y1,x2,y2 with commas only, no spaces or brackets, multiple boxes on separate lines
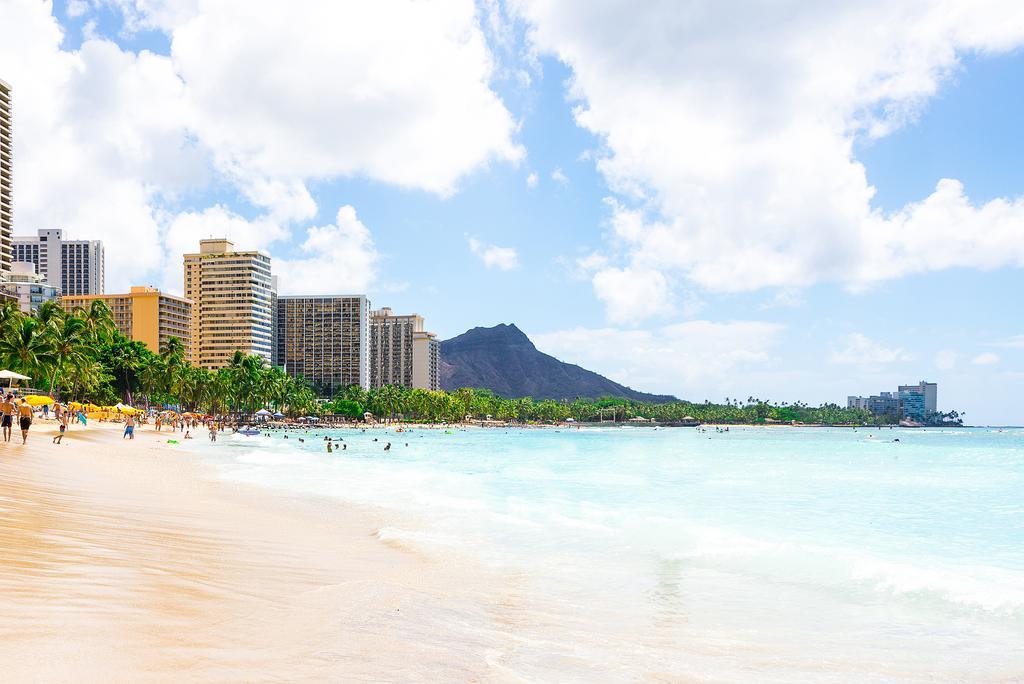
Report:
0,420,517,682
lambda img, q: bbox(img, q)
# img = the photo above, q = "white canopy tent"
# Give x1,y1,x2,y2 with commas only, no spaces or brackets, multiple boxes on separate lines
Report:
0,370,31,389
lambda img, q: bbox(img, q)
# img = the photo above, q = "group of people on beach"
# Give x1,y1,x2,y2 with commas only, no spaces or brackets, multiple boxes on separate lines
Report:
0,394,88,445
1,393,36,445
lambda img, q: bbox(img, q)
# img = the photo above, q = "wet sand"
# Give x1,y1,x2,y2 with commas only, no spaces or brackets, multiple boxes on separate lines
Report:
0,421,515,682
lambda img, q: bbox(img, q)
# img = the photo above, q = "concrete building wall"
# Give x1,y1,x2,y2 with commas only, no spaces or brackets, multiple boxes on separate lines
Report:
412,330,440,391
275,295,370,395
13,228,104,295
61,286,192,356
370,307,440,390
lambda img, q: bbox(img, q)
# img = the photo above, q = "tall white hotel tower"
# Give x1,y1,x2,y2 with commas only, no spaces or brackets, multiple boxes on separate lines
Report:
0,78,13,275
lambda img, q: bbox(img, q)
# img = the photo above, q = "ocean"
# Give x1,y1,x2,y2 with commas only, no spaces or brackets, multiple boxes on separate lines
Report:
195,425,1024,681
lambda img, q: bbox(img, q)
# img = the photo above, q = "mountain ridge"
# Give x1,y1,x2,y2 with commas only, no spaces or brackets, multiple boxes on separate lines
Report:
439,323,676,403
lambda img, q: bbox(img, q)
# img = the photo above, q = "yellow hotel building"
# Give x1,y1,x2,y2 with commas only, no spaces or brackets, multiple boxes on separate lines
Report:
184,239,274,370
61,286,192,356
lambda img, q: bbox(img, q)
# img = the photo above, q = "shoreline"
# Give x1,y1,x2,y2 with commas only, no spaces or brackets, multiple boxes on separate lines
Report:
0,420,518,681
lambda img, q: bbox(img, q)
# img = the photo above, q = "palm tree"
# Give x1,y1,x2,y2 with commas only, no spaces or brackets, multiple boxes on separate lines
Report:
76,299,117,345
44,315,89,398
34,300,66,327
0,317,56,384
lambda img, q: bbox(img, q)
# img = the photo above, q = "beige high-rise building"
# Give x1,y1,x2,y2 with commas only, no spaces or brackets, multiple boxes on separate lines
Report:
369,307,440,391
184,239,273,369
62,286,192,356
0,78,14,275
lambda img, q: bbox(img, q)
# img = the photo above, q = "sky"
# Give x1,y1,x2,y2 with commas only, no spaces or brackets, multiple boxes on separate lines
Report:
1,0,1023,424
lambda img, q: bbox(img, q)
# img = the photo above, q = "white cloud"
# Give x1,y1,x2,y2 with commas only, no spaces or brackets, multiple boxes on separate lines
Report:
163,0,522,205
526,172,539,188
158,206,288,293
0,4,203,292
761,289,805,310
532,320,784,397
551,167,569,185
273,206,379,295
935,349,958,370
592,266,673,324
158,205,378,297
514,1,1024,305
971,352,1000,365
4,0,521,292
995,335,1024,349
571,251,607,278
468,237,519,271
830,333,911,366
66,0,90,17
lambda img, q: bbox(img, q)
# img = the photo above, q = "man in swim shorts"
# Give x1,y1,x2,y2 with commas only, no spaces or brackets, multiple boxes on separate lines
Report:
17,399,33,445
0,393,13,442
124,414,135,439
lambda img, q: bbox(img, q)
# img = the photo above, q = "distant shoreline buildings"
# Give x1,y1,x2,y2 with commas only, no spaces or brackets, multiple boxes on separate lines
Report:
183,238,439,395
848,380,938,423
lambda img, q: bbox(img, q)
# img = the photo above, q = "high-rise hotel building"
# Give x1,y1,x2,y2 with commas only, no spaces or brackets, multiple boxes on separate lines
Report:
0,78,14,274
275,295,370,394
369,307,440,391
184,239,273,369
62,286,192,356
13,228,105,295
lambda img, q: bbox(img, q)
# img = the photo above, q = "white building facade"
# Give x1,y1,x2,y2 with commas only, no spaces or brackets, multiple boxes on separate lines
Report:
13,228,105,295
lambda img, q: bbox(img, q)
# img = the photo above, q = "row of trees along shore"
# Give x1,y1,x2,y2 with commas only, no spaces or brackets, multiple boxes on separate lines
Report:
0,300,960,425
326,386,961,425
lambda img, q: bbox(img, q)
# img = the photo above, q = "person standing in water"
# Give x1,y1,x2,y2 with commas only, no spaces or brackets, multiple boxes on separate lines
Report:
17,399,34,445
0,393,14,442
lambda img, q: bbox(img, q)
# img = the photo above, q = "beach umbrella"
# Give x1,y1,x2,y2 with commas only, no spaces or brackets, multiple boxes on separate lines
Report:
273,412,285,418
24,394,55,406
254,409,273,416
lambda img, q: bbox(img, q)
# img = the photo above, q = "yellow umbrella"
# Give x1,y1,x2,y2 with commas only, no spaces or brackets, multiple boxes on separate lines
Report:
24,395,55,406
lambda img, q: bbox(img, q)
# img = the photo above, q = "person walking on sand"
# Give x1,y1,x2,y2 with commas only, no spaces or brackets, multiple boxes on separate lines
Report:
17,399,34,445
155,414,162,432
123,414,135,440
1,393,14,442
209,422,217,442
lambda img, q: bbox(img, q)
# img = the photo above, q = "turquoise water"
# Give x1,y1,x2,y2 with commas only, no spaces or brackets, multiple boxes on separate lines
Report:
198,426,1024,681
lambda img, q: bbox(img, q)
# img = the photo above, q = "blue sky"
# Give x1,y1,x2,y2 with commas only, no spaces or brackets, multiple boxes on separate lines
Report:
4,1,1024,423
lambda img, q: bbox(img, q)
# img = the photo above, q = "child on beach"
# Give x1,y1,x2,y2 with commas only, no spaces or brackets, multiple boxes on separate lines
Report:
53,413,68,444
